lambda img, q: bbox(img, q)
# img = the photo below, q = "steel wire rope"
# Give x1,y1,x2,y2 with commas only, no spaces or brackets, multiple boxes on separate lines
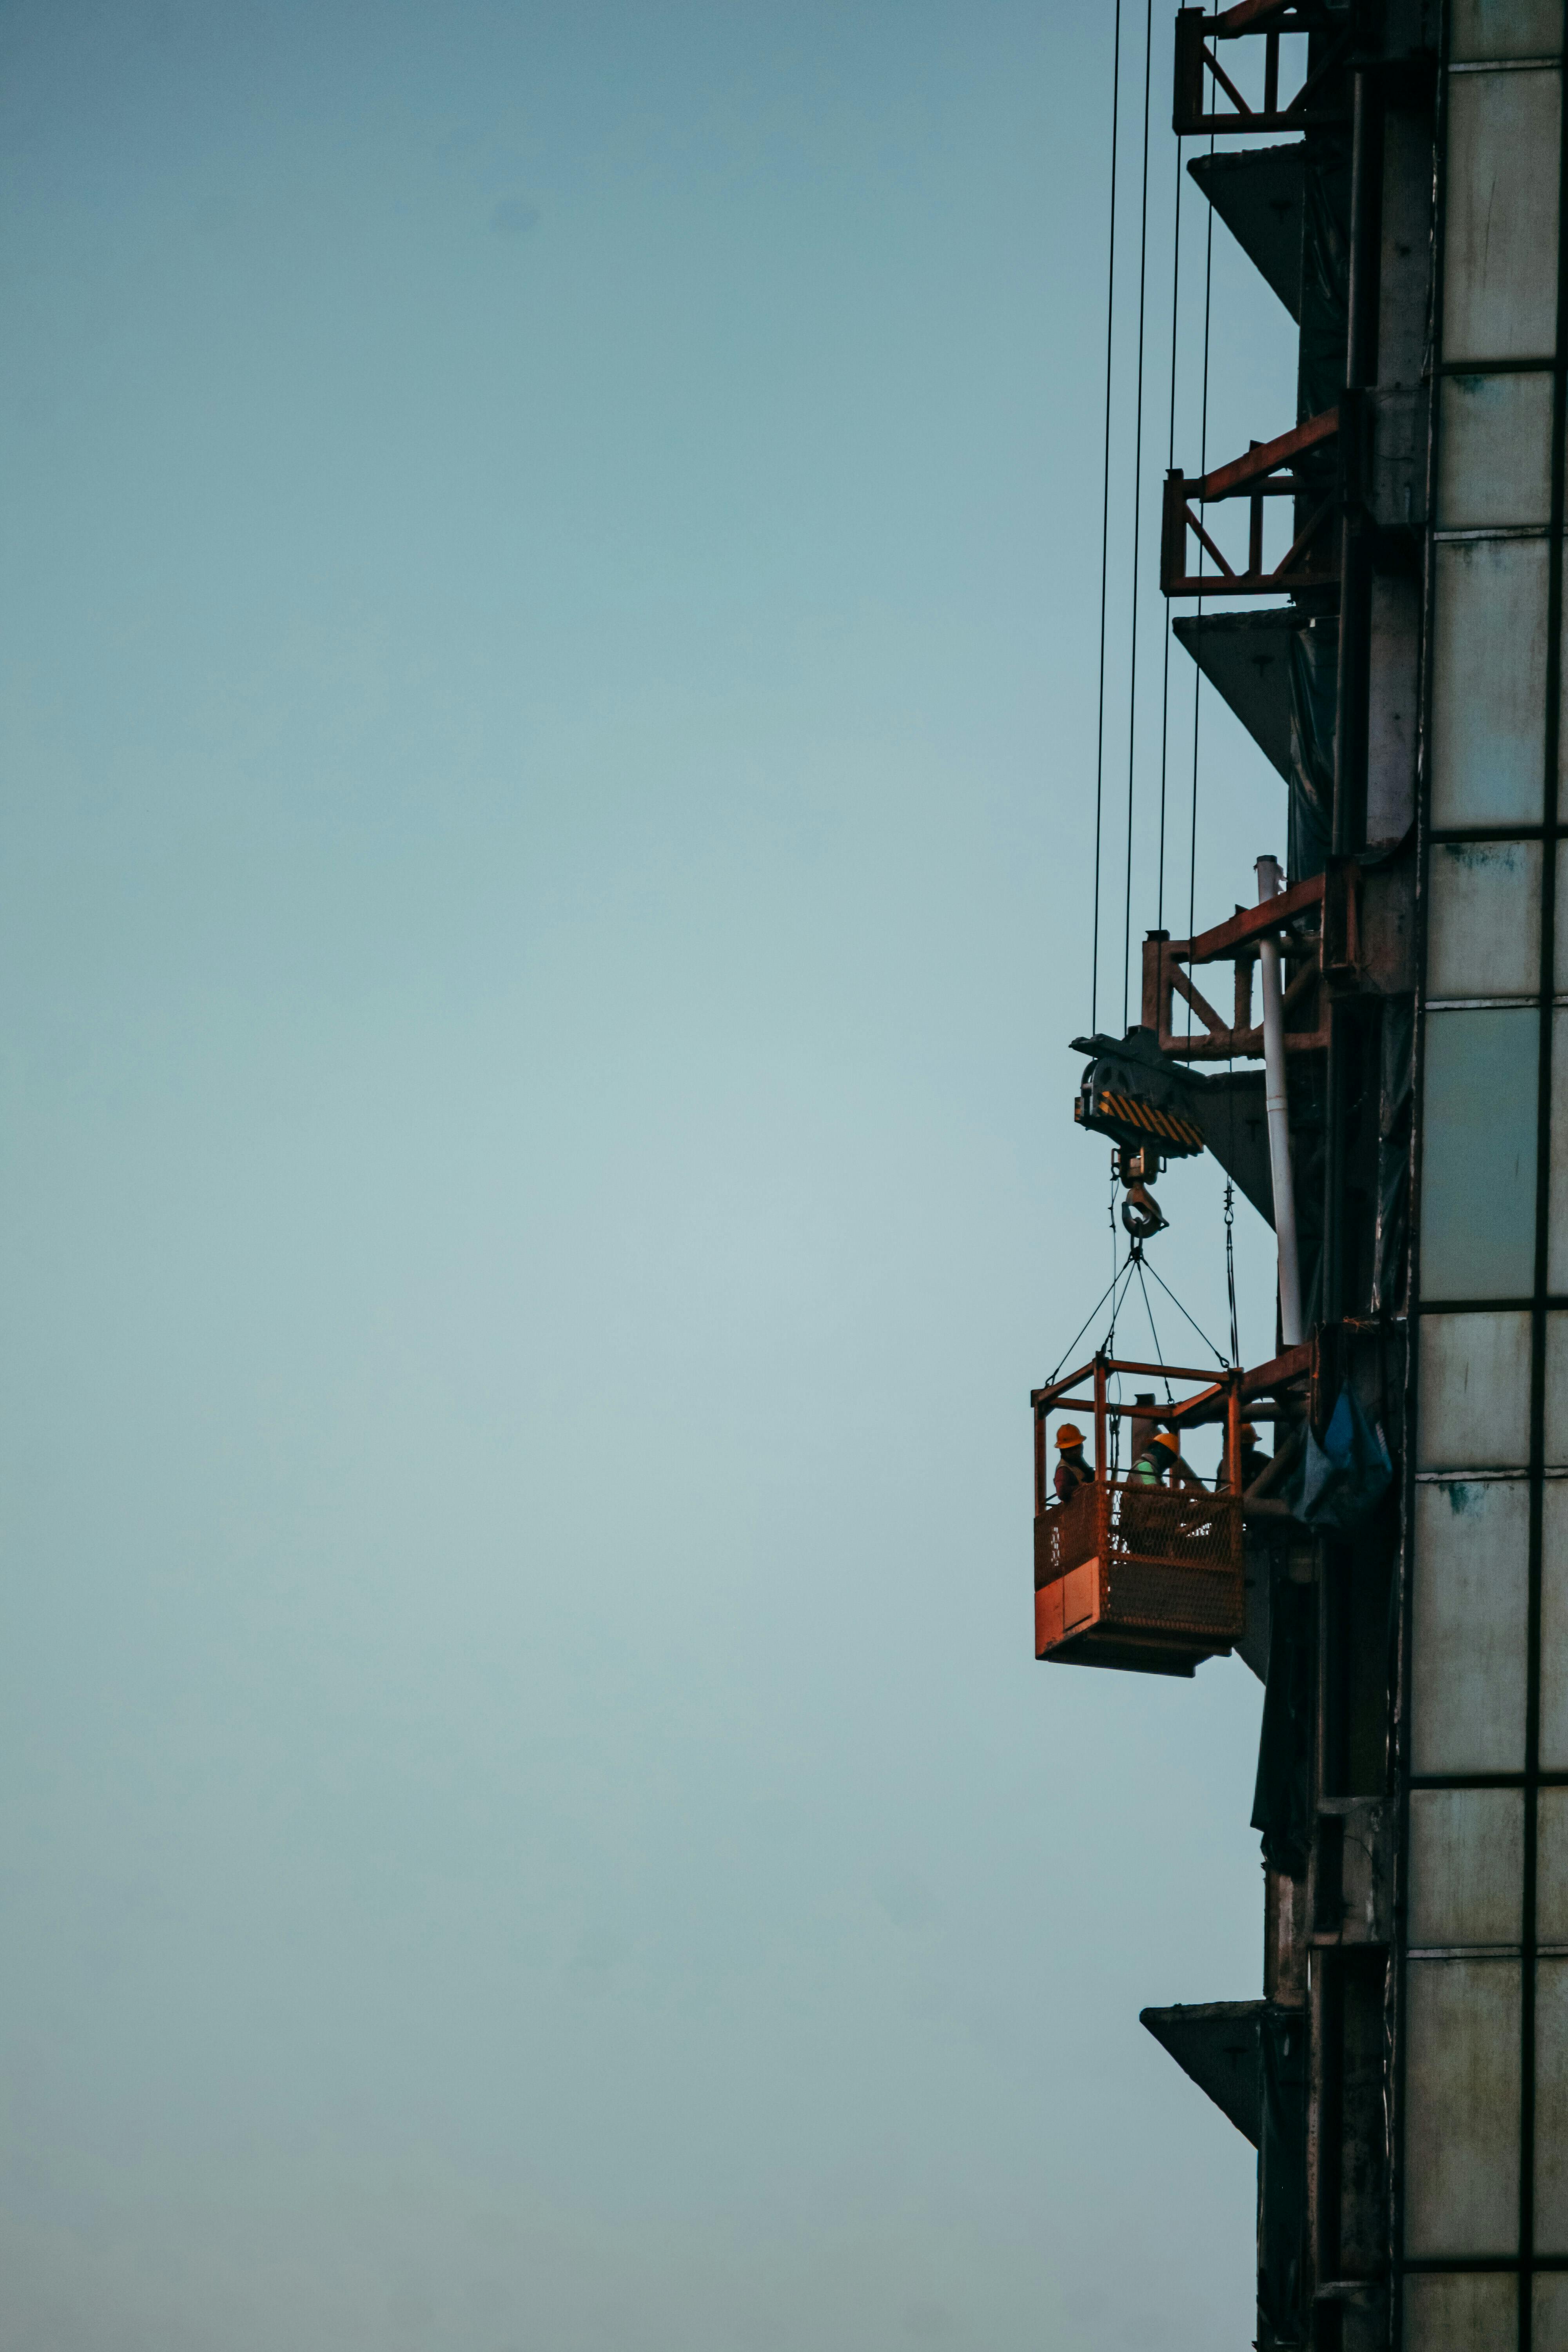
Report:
1089,0,1125,1035
1048,1249,1141,1387
1131,1258,1174,1403
1120,0,1156,1031
1141,1251,1229,1367
1156,116,1183,933
1107,1166,1125,1454
1050,1235,1222,1392
1107,1155,1122,1359
1108,1156,1120,1341
1225,1181,1241,1366
1185,113,1216,1044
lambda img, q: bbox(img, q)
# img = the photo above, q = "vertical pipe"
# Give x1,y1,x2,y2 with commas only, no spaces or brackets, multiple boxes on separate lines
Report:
1323,69,1374,1336
1333,67,1370,861
1258,854,1304,1346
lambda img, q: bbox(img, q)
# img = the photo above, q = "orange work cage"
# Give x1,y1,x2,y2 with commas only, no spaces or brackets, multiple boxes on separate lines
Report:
1032,1354,1245,1678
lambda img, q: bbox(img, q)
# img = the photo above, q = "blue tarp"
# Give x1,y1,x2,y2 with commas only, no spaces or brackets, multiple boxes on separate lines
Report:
1287,1382,1392,1532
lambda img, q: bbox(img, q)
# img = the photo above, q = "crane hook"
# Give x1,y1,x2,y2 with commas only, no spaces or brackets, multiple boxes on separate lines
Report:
1120,1180,1168,1240
1116,1143,1168,1240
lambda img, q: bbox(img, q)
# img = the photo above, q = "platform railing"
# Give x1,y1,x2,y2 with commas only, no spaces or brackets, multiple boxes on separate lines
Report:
1034,1477,1241,1590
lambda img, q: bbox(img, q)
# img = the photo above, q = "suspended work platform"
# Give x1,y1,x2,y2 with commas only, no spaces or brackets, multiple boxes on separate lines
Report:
1032,1354,1244,1678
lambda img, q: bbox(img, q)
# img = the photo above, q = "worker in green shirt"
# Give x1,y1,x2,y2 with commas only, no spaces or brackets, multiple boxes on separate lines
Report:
1128,1428,1202,1491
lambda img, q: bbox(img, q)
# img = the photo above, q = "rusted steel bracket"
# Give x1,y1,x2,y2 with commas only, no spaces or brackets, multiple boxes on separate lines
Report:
1161,408,1341,599
1142,865,1366,1063
1242,1343,1313,1403
1173,4,1354,138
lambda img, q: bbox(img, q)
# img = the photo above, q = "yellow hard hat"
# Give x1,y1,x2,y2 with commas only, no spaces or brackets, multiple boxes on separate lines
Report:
1056,1423,1084,1450
1152,1429,1179,1453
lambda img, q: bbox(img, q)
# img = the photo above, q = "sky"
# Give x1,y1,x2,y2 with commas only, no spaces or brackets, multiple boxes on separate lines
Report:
0,5,1301,2347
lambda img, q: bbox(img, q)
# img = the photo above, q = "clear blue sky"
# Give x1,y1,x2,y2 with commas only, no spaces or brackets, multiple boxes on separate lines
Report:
0,5,1298,2346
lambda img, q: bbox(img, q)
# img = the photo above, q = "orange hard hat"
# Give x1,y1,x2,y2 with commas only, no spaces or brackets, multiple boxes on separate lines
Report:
1152,1429,1179,1453
1240,1421,1259,1442
1056,1423,1085,1450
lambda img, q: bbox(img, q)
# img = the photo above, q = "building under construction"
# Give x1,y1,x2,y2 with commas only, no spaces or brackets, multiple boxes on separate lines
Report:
1033,4,1568,2345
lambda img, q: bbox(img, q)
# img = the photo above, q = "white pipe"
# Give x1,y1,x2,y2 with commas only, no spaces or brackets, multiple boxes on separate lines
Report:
1256,854,1303,1348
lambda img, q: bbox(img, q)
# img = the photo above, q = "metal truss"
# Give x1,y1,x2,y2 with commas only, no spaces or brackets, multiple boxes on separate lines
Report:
1140,865,1363,1063
1173,2,1354,139
1160,407,1341,600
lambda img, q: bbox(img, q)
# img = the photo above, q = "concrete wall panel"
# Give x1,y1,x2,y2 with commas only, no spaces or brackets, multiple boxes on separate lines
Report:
1537,1786,1568,1936
1417,1312,1533,1468
1432,539,1549,826
1452,0,1565,60
1405,1957,1522,2253
1545,1314,1568,1463
1443,66,1561,363
1404,2272,1517,2352
1419,1008,1539,1297
1412,1480,1530,1774
1428,840,1543,996
1535,2272,1568,2351
1551,1013,1568,1293
1541,1486,1568,1768
1410,1787,1525,1945
1550,1034,1568,1335
1439,372,1554,525
1539,1959,1568,2249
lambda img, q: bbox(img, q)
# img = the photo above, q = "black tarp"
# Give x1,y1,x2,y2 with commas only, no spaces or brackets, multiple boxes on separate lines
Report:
1239,1527,1276,1683
1287,620,1336,882
1258,2004,1310,2347
1252,1577,1314,1881
1285,1382,1394,1532
1298,133,1352,425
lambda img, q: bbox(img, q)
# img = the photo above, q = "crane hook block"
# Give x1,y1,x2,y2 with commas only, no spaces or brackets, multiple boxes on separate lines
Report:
1072,1031,1207,1159
1120,1181,1168,1240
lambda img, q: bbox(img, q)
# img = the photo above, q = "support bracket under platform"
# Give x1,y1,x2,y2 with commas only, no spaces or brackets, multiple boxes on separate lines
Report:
1140,2000,1264,2145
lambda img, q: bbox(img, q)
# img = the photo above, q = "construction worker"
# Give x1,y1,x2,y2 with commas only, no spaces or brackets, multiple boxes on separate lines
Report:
1129,1428,1202,1492
1218,1422,1271,1496
1239,1421,1271,1491
1054,1424,1095,1503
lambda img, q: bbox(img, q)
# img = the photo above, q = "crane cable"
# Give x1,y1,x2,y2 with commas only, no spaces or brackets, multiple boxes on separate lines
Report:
1156,114,1183,936
1185,104,1216,1044
1089,0,1125,1037
1049,1232,1230,1390
1120,0,1156,1032
1225,1181,1241,1367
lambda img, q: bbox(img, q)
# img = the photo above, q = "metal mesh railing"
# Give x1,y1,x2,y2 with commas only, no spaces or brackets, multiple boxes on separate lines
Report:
1035,1483,1102,1584
1105,1481,1238,1570
1035,1479,1243,1640
1104,1481,1242,1637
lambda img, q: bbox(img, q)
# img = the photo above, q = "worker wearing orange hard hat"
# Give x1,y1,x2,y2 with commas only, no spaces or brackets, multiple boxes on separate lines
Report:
1129,1426,1202,1492
1054,1423,1095,1503
1239,1420,1271,1488
1218,1421,1272,1497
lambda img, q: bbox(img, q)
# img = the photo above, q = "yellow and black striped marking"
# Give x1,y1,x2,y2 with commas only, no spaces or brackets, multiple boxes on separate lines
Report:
1084,1090,1204,1152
